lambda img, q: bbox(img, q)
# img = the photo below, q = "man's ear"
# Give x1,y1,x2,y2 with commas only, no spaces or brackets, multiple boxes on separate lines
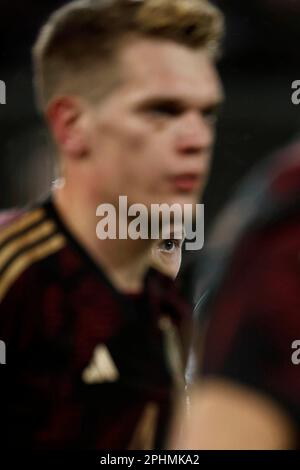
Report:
46,96,90,159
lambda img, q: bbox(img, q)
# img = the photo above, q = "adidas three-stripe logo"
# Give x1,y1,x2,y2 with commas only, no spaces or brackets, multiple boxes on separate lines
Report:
0,208,65,303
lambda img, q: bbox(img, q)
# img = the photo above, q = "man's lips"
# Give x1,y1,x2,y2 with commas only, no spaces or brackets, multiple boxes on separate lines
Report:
170,174,204,192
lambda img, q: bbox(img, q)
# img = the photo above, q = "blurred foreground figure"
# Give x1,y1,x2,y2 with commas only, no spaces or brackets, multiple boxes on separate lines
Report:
173,141,300,450
0,0,223,449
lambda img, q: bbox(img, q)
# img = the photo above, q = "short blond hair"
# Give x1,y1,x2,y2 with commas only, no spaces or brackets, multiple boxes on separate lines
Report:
33,0,224,113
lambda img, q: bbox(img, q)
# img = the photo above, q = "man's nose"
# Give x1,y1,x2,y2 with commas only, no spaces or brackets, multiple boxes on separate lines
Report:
174,111,214,156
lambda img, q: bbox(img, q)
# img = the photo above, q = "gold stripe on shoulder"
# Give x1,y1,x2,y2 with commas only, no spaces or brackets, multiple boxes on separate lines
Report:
0,208,45,246
0,220,58,272
0,234,66,303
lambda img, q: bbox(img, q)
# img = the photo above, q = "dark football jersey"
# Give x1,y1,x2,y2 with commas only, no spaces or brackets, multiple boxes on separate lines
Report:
194,141,300,444
0,197,191,449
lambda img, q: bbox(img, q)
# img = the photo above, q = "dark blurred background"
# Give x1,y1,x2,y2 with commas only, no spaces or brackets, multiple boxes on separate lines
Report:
0,0,299,299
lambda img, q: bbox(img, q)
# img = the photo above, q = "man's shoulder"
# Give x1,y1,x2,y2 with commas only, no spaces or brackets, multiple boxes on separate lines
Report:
0,202,45,230
0,209,25,228
0,202,66,304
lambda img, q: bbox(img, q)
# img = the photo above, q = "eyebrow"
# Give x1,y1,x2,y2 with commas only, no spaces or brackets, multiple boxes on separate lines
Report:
136,95,224,113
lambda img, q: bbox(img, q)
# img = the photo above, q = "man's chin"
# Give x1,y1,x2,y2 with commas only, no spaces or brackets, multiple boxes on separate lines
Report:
158,192,201,208
146,194,200,225
124,193,201,214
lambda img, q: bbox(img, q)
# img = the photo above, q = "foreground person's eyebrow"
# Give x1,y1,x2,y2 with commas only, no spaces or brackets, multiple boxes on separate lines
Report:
136,97,186,115
201,100,223,116
137,96,224,115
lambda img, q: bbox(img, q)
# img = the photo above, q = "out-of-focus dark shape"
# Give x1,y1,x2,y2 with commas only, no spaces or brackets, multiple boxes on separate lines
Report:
179,141,300,449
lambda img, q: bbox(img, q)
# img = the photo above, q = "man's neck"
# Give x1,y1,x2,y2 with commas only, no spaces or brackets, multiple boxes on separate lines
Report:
52,185,153,294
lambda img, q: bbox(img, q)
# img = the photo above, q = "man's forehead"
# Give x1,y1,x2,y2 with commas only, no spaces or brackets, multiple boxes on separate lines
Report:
119,38,222,103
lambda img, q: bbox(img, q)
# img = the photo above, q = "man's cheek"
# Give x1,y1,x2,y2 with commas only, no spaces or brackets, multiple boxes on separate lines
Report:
123,127,153,155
